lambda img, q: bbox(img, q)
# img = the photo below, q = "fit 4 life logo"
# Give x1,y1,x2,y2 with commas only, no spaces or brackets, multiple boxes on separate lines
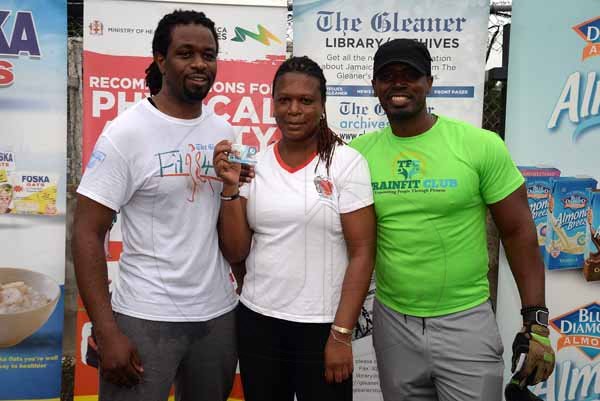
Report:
0,10,41,87
550,302,600,360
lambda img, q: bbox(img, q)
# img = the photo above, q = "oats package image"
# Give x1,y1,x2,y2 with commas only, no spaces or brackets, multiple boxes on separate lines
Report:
10,172,59,215
0,151,16,183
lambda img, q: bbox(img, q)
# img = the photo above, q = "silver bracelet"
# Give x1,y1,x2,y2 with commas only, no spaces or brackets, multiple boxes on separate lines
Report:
330,330,352,347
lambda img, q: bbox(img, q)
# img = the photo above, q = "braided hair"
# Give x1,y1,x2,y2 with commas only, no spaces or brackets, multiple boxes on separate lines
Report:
272,56,344,174
145,10,219,95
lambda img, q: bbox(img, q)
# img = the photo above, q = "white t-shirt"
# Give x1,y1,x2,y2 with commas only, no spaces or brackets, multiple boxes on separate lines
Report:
239,143,373,323
78,99,238,322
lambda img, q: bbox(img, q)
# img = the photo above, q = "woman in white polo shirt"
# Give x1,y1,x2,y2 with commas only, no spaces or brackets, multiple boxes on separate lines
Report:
213,56,376,401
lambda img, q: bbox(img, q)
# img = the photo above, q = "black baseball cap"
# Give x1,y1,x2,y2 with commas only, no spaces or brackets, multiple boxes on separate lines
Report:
373,39,432,78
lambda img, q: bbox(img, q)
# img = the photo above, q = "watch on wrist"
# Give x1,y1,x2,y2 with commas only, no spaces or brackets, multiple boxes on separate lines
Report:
521,306,549,327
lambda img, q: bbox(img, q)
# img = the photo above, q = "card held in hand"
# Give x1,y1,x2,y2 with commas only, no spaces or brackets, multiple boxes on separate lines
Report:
228,143,258,165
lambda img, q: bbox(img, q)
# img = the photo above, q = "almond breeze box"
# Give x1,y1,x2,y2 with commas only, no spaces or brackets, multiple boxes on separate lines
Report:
584,190,600,281
10,172,59,215
519,166,561,260
0,151,16,183
545,177,597,270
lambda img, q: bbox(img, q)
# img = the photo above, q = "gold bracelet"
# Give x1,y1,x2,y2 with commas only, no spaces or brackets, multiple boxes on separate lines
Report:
330,330,352,347
331,324,352,335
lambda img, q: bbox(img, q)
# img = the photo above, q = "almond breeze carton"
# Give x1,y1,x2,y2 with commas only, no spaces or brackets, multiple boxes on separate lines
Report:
584,190,600,281
545,177,597,270
519,166,561,260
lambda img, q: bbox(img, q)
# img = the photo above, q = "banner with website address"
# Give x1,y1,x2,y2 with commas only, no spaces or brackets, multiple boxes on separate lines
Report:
0,1,67,400
77,1,286,400
496,1,600,400
293,0,490,142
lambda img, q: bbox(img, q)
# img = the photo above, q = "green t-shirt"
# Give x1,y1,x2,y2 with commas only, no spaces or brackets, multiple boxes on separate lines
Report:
350,115,524,317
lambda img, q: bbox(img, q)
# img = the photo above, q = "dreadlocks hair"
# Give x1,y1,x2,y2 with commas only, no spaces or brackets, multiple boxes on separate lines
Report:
272,56,344,174
145,10,219,95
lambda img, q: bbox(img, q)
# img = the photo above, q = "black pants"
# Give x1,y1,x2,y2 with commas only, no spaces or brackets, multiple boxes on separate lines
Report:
236,303,352,401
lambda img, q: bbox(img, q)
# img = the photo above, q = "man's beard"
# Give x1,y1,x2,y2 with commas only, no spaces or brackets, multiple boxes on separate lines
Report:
386,97,427,123
183,82,211,102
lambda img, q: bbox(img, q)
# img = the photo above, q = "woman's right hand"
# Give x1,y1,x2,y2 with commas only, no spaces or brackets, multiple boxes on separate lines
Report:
214,140,242,187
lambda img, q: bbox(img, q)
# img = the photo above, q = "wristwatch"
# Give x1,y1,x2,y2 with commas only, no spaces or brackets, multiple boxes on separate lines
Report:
521,306,549,327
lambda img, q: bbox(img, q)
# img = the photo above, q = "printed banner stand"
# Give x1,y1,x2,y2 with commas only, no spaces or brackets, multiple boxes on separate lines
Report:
0,1,68,401
497,2,600,400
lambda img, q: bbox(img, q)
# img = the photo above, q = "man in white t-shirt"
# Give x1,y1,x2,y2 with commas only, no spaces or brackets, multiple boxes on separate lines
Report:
72,10,238,401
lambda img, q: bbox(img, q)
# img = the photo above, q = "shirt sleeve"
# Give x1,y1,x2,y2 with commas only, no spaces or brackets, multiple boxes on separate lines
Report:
337,147,374,214
77,135,134,212
477,132,525,204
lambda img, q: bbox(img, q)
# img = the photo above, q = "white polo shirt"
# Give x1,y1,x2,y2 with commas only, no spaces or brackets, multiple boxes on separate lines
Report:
240,143,373,323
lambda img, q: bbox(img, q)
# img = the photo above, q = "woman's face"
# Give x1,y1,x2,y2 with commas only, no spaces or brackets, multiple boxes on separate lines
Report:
273,72,324,144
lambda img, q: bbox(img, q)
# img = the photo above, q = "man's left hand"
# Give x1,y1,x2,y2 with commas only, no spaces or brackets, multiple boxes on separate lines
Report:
511,324,555,385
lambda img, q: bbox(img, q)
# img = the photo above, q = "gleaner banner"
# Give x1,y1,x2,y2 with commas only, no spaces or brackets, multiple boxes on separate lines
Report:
497,1,600,400
0,1,67,400
78,1,287,400
293,0,490,142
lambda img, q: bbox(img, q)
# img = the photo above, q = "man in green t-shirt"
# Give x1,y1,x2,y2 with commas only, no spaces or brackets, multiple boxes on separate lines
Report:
350,39,555,401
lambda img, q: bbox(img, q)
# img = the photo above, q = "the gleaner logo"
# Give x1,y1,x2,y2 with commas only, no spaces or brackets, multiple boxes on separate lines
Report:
550,302,600,360
572,16,600,61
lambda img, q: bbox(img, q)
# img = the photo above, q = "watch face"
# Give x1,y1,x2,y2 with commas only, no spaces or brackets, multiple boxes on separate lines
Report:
524,309,549,326
536,310,549,326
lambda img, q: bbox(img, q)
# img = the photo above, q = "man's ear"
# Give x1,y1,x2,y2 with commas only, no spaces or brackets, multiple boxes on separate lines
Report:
154,52,166,75
371,79,376,97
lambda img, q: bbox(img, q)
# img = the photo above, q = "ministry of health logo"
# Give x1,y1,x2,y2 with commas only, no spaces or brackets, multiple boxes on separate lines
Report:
231,24,282,46
89,20,104,36
572,16,600,60
550,302,600,360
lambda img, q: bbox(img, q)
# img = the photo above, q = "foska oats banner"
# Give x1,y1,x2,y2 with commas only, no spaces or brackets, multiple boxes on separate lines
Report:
497,1,600,400
78,1,287,400
0,1,67,400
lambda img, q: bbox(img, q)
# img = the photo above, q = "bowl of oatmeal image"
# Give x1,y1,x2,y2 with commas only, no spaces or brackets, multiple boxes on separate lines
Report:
0,268,60,348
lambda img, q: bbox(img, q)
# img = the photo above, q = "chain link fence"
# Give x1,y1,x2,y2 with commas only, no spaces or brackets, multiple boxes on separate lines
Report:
483,2,511,135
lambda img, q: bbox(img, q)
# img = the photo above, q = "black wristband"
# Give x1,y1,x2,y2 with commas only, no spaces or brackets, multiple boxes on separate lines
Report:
521,306,549,326
220,191,240,201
